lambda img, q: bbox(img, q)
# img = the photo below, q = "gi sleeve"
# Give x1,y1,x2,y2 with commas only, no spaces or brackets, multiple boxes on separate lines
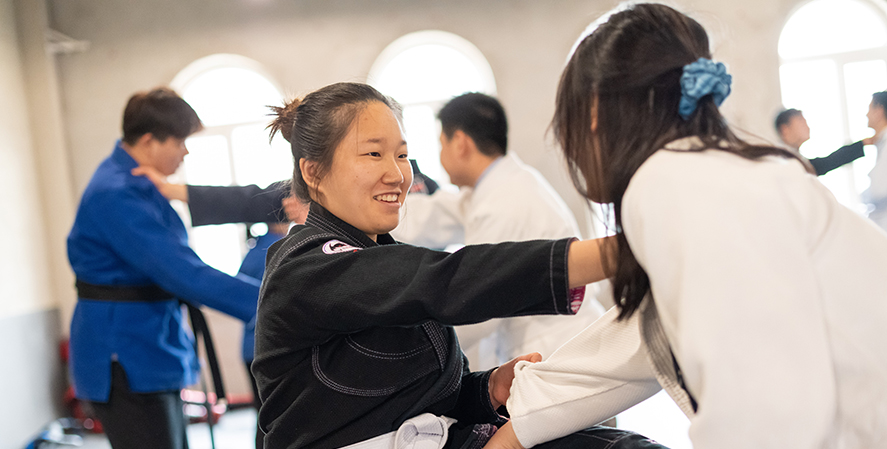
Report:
188,181,289,226
260,236,576,348
808,140,865,176
448,356,506,425
621,152,836,449
90,187,259,322
508,306,661,448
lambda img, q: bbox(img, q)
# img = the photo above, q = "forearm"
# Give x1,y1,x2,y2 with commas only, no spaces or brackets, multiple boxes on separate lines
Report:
161,183,188,202
566,236,615,288
187,183,288,226
809,141,865,176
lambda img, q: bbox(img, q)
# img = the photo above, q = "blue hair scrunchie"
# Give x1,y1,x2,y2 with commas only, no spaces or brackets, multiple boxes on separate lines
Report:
678,58,732,120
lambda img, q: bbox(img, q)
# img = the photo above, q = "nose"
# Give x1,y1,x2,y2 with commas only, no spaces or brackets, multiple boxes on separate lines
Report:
381,156,406,186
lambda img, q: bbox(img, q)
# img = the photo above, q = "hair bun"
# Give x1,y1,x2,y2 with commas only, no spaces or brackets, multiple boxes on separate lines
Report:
268,98,302,143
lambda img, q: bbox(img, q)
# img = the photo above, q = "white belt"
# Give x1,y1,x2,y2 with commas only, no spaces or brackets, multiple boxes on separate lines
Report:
340,414,457,449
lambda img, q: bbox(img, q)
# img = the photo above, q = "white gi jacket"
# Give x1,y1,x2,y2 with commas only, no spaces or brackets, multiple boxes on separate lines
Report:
393,153,605,369
508,137,887,449
864,131,887,230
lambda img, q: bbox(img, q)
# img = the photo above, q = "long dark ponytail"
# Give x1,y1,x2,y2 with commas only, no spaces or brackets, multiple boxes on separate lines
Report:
553,3,809,319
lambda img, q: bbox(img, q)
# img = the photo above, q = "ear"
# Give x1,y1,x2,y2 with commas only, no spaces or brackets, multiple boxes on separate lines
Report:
453,130,473,159
136,133,156,147
300,158,320,192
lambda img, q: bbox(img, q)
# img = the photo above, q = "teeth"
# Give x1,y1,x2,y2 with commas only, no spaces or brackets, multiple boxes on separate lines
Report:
374,194,398,202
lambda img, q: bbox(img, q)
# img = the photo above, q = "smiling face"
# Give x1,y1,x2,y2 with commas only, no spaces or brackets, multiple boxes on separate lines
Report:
311,102,412,241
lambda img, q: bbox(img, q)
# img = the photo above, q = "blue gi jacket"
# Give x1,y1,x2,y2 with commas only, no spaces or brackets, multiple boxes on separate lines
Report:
238,231,285,362
67,141,260,402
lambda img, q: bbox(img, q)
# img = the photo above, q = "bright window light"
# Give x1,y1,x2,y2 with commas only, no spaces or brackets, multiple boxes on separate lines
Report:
779,59,843,157
369,31,497,189
231,123,292,188
779,0,887,211
171,55,286,275
182,135,233,186
181,67,282,127
779,0,887,59
402,105,447,184
375,45,487,105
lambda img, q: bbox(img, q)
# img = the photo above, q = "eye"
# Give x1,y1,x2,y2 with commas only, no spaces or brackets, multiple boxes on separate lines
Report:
367,151,381,157
397,153,409,159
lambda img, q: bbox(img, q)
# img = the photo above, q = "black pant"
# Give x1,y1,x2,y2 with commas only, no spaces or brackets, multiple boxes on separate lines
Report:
89,362,189,449
534,427,669,449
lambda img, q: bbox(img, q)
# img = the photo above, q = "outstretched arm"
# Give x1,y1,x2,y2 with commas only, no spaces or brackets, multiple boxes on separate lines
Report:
131,166,188,201
567,236,616,288
132,165,290,225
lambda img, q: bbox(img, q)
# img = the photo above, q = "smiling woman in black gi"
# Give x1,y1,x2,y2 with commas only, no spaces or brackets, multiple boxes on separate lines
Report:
250,82,667,449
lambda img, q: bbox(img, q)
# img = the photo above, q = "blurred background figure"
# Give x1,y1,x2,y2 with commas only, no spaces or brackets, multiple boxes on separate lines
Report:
67,87,260,449
775,108,867,176
863,91,887,230
393,92,605,370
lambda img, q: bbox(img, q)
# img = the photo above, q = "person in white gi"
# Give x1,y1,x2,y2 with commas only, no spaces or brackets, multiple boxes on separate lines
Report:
483,4,887,449
392,93,604,370
863,91,887,231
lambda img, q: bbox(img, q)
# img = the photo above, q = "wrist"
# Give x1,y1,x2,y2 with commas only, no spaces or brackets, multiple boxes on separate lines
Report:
164,183,189,202
488,366,501,409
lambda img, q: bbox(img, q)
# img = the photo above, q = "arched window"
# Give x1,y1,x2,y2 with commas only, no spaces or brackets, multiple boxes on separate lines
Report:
170,54,290,275
778,0,887,209
368,31,497,188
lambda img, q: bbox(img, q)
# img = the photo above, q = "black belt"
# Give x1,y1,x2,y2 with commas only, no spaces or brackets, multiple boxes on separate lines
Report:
76,280,175,302
74,279,226,403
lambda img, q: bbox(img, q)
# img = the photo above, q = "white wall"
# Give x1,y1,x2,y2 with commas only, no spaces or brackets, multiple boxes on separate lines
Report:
1,0,52,321
1,0,72,445
48,0,804,233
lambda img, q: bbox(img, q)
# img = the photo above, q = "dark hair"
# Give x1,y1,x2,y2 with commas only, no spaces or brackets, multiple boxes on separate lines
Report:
438,92,508,156
122,87,202,145
872,91,887,111
774,108,802,133
553,3,809,320
268,82,402,203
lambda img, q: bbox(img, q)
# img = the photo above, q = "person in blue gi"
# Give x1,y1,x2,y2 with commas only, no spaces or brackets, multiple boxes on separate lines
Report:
251,82,667,449
67,87,260,449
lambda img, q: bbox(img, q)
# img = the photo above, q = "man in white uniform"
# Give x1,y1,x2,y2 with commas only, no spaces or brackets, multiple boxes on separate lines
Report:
864,91,887,231
392,93,604,370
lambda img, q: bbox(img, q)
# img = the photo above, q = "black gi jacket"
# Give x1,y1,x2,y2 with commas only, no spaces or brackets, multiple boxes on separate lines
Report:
252,203,577,449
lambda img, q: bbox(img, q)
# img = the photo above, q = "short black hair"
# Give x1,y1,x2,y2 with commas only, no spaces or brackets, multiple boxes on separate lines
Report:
438,92,507,156
122,87,202,145
872,91,887,112
774,108,802,133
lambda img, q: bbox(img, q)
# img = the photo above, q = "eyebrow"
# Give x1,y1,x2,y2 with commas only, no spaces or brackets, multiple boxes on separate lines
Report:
363,138,407,146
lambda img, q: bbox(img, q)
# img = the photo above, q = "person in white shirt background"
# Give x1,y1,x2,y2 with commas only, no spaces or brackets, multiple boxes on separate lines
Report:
863,90,887,231
392,92,605,370
483,3,887,449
